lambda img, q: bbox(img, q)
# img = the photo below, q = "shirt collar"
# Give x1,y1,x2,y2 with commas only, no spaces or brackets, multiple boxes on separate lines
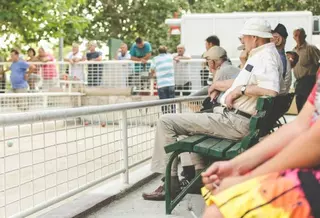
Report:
249,42,275,57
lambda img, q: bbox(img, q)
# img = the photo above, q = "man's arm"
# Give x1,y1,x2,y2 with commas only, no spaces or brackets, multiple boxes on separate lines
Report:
230,101,314,175
247,108,320,178
176,55,191,60
94,53,102,61
241,85,278,97
131,56,142,61
150,69,155,77
211,79,235,92
310,45,320,65
142,53,152,61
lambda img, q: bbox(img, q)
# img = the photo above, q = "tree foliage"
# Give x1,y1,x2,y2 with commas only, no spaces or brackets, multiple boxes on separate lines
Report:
0,0,89,45
82,0,189,52
1,0,319,55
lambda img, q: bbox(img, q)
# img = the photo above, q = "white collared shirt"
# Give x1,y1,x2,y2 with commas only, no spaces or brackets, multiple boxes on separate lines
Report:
220,43,284,115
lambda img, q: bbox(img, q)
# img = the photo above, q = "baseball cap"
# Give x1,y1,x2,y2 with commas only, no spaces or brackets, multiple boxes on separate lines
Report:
203,46,227,60
272,23,288,39
240,18,273,38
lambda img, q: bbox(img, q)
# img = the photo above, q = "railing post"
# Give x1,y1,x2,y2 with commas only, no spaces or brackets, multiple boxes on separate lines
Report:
178,102,182,113
122,110,129,184
150,77,154,96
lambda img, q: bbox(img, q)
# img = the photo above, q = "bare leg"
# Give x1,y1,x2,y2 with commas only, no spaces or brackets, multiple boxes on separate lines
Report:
203,206,223,218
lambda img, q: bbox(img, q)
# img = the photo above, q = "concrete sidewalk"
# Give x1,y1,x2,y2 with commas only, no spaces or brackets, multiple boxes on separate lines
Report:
83,176,205,218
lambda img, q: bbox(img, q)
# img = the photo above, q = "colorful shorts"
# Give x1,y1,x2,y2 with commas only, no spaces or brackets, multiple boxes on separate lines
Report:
201,169,320,218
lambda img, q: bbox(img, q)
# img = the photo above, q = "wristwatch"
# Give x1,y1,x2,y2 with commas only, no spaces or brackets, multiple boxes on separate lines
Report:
241,85,247,95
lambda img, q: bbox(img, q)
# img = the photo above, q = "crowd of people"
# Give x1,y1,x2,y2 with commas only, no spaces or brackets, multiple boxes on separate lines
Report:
143,17,320,218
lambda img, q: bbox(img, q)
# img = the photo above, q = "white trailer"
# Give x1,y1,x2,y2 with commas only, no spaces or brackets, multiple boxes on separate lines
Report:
166,11,314,65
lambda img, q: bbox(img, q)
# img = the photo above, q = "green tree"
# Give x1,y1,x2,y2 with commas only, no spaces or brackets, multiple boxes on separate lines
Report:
82,0,189,53
0,0,89,46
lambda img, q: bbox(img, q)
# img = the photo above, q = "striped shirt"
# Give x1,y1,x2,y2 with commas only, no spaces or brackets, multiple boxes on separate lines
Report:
151,54,175,88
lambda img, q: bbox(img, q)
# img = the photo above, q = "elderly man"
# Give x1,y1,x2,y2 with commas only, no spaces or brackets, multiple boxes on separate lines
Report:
172,44,191,62
64,43,84,81
172,44,192,94
142,18,284,201
115,43,131,60
85,41,103,86
293,28,320,112
202,68,320,218
271,23,292,94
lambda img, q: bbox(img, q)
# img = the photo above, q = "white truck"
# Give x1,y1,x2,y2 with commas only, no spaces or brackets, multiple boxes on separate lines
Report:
166,11,318,65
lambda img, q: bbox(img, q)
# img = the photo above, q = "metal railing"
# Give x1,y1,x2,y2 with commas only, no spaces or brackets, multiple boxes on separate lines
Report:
0,96,205,218
0,92,83,113
0,60,207,95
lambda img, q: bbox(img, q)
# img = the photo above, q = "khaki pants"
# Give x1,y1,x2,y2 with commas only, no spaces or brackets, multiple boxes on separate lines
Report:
150,106,250,174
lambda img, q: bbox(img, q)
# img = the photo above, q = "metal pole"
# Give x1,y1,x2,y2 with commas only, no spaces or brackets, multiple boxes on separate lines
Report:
122,110,129,184
59,37,64,61
178,102,182,113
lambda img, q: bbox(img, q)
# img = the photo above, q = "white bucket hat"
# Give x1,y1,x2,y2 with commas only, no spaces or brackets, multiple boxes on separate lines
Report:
240,18,273,38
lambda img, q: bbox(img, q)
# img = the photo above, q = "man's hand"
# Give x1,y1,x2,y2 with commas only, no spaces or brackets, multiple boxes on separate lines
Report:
141,59,147,64
210,90,220,101
214,175,249,194
39,57,49,62
202,161,239,193
24,74,29,81
239,50,249,68
208,84,215,95
174,57,180,63
225,86,242,109
208,60,216,72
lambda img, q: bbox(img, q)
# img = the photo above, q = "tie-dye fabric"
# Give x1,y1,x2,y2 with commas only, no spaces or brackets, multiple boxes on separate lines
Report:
308,68,320,125
202,169,318,218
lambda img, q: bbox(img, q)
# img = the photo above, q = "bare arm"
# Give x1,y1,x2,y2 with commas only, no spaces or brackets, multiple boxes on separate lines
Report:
247,109,320,178
39,56,50,62
243,85,278,97
142,53,152,61
211,79,235,92
131,56,142,61
150,69,155,77
64,58,73,63
94,55,102,61
230,101,313,175
27,64,36,74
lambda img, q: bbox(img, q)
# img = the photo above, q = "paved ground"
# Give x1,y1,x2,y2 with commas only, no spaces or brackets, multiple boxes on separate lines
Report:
84,176,205,218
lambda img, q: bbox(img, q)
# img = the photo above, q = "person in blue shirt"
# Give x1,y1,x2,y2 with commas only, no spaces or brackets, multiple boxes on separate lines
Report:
9,49,35,93
150,46,175,113
8,49,35,110
129,37,152,89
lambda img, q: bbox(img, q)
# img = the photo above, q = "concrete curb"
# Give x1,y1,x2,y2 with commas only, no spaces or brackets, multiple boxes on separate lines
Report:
36,164,159,218
74,173,159,218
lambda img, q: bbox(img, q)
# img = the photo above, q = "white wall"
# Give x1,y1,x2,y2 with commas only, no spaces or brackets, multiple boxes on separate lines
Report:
181,12,313,61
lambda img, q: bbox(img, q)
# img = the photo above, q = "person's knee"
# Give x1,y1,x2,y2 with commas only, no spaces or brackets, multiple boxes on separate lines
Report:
159,113,176,124
203,206,223,218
